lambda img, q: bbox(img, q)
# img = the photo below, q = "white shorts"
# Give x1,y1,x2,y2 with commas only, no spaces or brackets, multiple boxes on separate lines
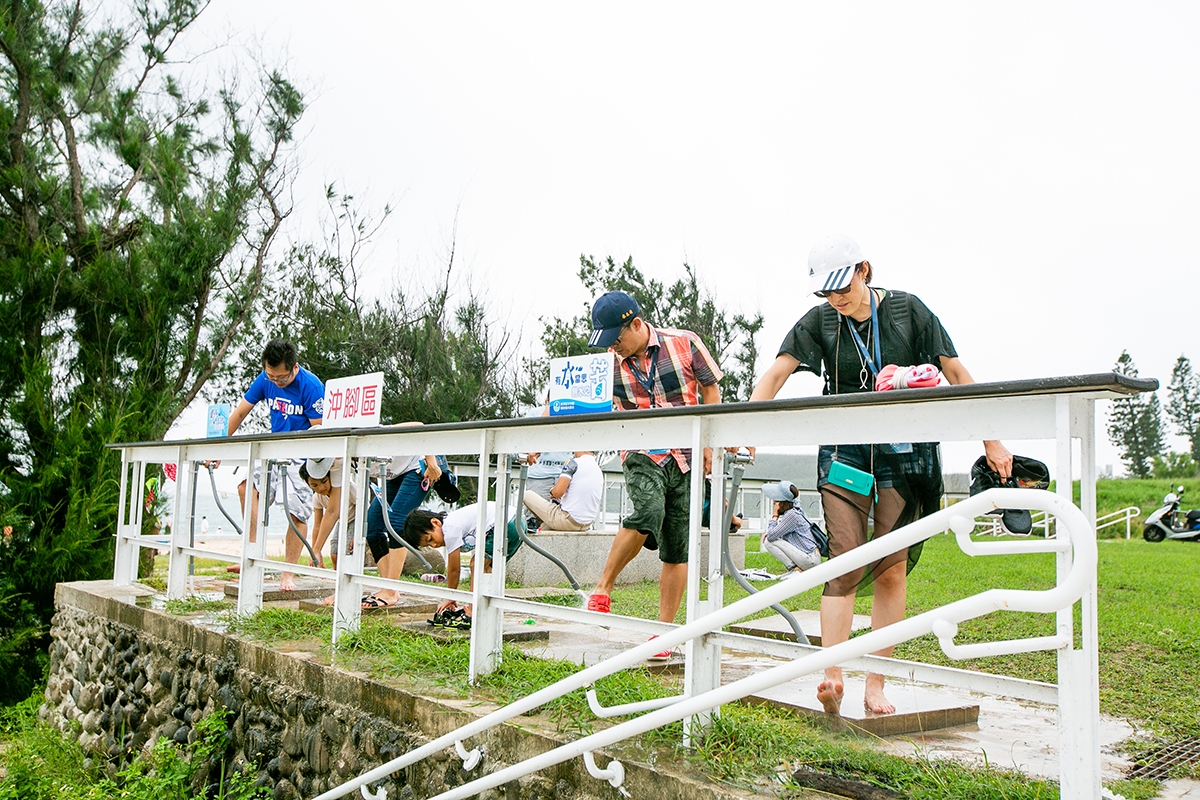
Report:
251,461,313,522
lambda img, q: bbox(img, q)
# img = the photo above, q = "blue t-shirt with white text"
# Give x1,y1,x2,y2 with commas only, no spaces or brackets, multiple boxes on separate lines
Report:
244,366,325,432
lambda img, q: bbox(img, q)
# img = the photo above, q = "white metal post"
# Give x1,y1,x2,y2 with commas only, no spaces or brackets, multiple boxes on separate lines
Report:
470,432,502,682
166,450,192,599
333,437,363,644
113,451,137,585
1054,396,1101,799
237,444,267,616
684,417,720,742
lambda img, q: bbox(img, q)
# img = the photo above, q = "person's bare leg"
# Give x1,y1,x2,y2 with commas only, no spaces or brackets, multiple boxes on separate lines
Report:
657,562,688,623
863,561,907,714
237,481,260,543
593,527,649,597
279,515,307,592
817,593,856,714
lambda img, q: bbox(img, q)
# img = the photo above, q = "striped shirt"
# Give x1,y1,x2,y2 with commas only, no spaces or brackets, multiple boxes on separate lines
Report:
613,324,722,471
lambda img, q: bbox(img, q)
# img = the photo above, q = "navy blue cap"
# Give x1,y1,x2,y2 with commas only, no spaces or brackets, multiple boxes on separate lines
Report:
589,291,640,348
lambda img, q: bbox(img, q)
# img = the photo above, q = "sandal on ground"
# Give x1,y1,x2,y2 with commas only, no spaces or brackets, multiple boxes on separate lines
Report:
361,594,395,609
442,609,471,630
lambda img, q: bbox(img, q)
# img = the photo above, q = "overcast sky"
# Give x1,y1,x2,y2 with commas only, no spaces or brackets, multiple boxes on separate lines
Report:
188,1,1200,475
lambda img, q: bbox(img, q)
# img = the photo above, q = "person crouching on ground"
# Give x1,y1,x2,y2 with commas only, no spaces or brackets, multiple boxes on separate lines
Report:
761,481,821,574
401,504,522,628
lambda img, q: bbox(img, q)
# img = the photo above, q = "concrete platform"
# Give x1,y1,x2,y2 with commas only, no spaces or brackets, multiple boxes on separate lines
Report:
223,580,330,601
505,528,745,586
728,609,872,647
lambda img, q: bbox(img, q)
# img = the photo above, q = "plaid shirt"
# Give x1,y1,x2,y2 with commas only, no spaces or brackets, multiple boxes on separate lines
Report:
613,324,722,471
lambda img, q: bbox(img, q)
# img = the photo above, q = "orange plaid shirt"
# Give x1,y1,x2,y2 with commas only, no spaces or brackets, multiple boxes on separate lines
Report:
613,324,722,472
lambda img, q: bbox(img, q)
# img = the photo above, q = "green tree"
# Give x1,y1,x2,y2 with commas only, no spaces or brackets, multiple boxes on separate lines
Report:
1106,351,1165,478
1166,354,1200,461
1151,452,1199,480
530,255,763,404
236,189,524,426
0,0,304,702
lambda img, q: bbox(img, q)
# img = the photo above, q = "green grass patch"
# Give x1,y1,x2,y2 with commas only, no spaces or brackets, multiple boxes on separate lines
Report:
0,695,264,800
163,596,232,615
220,607,331,642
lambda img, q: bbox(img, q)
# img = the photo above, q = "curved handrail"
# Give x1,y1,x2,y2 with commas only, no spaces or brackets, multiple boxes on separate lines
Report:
313,487,1096,800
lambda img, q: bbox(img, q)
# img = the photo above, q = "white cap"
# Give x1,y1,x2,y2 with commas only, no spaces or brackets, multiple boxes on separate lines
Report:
808,234,864,293
306,457,334,480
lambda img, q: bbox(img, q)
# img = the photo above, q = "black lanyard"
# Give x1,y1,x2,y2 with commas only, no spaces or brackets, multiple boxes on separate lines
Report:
627,346,660,407
846,290,881,378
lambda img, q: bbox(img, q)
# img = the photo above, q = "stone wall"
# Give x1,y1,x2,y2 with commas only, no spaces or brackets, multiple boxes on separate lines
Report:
42,581,768,800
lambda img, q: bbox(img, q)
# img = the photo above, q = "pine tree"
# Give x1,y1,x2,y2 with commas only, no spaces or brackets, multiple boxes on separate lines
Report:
1166,355,1200,461
1106,352,1165,477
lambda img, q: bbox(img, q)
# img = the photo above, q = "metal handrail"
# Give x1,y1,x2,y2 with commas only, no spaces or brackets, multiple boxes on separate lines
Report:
1095,505,1141,539
314,487,1095,800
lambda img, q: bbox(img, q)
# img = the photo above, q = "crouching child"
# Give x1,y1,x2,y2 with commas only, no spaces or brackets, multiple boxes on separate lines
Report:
402,503,522,629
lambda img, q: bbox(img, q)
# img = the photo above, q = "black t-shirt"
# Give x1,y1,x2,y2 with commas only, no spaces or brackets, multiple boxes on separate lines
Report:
777,289,958,396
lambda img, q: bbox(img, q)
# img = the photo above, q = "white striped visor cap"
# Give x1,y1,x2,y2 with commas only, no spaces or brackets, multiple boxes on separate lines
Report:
807,234,864,294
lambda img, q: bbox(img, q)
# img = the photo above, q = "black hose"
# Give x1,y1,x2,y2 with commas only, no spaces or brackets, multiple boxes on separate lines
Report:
274,460,321,566
206,463,244,536
375,459,433,571
720,458,810,646
508,458,582,592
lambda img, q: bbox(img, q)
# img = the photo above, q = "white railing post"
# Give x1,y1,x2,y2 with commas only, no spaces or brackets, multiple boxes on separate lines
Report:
1054,396,1101,799
470,431,501,682
332,436,363,644
166,450,192,599
113,450,137,585
237,443,267,616
684,417,720,743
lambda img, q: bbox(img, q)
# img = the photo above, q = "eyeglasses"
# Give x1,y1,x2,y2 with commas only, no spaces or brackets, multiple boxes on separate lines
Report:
265,366,296,385
613,322,633,346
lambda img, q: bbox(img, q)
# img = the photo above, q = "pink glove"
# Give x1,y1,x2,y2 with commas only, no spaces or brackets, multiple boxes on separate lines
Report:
875,364,941,391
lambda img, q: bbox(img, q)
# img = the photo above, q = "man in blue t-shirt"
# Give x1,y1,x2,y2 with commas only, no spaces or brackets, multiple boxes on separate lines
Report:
227,339,325,592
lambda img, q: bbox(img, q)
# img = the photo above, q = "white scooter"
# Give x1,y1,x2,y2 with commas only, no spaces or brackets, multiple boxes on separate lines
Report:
1143,486,1200,542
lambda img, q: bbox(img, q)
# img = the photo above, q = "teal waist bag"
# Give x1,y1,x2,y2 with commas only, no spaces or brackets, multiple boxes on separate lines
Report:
828,460,877,500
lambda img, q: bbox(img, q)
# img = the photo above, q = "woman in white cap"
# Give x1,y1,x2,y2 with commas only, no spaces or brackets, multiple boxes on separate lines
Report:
750,234,1012,716
761,481,821,574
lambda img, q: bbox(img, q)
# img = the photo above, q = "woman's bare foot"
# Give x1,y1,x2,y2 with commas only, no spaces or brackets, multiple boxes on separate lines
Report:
816,679,844,715
317,593,336,606
863,673,895,714
370,590,398,606
278,572,297,593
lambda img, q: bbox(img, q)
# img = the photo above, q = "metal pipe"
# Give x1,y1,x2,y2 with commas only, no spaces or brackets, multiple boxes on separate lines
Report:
373,458,433,571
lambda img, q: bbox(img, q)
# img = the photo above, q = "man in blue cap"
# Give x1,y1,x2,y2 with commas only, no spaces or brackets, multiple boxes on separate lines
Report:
585,290,722,660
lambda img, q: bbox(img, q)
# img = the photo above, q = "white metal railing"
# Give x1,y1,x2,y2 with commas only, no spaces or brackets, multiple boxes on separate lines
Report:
316,488,1094,800
109,374,1155,800
1096,506,1141,539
